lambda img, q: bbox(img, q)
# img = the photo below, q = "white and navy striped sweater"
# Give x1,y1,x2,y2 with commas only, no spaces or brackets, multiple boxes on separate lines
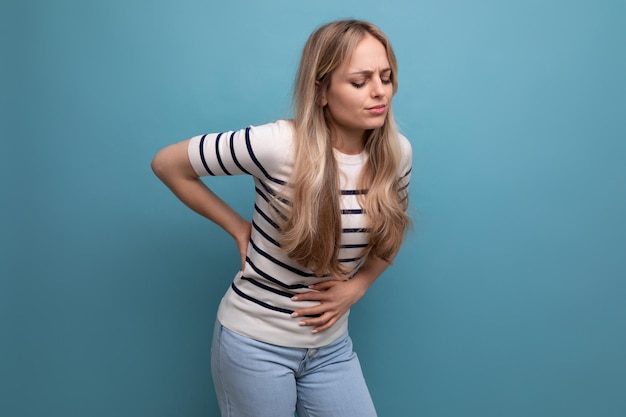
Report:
188,120,412,348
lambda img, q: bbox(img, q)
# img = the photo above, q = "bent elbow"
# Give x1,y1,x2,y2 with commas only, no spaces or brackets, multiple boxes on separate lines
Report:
151,149,168,179
151,141,197,183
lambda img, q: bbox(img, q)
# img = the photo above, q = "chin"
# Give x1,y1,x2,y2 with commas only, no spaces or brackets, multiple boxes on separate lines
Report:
365,121,386,130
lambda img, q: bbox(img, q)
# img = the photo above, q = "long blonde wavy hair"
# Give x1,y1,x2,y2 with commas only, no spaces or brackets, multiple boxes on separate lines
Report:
280,19,411,277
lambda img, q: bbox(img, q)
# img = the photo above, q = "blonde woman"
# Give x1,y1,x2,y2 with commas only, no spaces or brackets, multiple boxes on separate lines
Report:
152,19,412,417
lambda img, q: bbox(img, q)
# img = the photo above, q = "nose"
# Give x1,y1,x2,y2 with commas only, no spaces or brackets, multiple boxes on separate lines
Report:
370,78,386,98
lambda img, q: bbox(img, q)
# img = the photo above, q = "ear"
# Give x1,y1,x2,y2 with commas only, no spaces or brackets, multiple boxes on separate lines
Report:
316,81,328,106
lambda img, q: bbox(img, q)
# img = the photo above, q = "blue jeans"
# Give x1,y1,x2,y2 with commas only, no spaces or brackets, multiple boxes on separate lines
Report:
211,321,377,417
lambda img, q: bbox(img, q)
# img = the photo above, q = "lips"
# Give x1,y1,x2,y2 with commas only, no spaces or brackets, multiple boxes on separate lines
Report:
366,104,387,115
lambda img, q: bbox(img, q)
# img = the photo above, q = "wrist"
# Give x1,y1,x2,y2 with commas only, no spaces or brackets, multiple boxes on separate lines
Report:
227,215,248,238
348,273,371,299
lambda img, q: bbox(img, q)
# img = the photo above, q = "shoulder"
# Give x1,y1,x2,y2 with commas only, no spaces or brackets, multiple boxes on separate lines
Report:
246,119,295,159
248,119,294,140
396,132,412,155
395,132,412,174
243,119,295,179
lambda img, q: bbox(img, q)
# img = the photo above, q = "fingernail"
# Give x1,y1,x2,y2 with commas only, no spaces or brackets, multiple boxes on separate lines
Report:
291,296,298,301
291,312,298,318
299,321,305,326
311,329,318,334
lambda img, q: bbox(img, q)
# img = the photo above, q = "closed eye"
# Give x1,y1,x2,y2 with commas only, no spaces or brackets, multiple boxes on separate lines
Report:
350,69,392,89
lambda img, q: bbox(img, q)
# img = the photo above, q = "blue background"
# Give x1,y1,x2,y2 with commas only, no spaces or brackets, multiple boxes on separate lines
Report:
2,0,625,416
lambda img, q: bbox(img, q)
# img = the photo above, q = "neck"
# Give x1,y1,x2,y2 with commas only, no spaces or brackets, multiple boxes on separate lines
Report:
330,129,366,155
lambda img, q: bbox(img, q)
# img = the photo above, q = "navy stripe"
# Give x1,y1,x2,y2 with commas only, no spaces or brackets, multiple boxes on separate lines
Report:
231,283,293,314
257,180,292,206
252,220,281,247
230,131,252,175
255,187,288,222
255,186,270,203
341,209,363,215
245,127,287,186
241,276,293,298
341,243,367,249
254,204,281,230
343,227,371,233
250,239,315,277
215,133,231,175
245,256,309,289
339,257,361,263
198,134,215,176
341,189,368,195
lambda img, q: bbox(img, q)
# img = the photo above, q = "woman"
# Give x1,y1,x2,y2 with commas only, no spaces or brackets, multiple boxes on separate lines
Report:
152,19,412,417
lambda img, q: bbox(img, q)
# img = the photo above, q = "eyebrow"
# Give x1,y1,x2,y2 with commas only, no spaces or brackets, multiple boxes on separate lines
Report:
349,67,392,76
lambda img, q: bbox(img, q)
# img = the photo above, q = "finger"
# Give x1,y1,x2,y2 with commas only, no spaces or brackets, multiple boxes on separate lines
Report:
303,315,340,333
313,317,339,333
291,291,333,302
307,280,341,291
296,312,333,329
291,303,331,318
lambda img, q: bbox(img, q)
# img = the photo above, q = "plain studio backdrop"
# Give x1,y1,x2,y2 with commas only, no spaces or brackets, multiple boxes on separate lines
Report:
1,1,625,416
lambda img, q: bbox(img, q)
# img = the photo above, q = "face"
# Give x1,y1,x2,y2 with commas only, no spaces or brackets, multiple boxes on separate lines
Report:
321,34,393,150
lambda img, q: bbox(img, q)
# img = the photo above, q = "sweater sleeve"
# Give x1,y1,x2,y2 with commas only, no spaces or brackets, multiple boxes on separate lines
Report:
187,120,294,183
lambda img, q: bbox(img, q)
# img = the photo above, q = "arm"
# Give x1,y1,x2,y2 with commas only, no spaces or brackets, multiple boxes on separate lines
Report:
151,140,251,269
290,255,391,333
291,135,412,333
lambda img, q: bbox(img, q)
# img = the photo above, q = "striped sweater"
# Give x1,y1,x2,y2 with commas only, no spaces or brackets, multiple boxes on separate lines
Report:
187,120,412,347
